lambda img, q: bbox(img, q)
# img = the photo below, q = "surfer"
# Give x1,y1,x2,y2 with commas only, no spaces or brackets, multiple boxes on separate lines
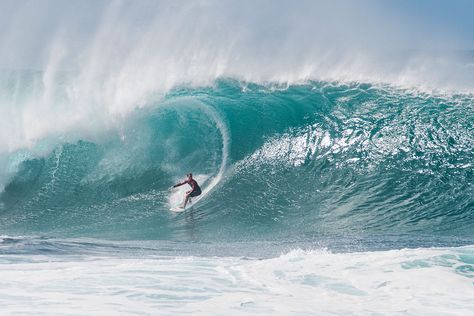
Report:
172,173,202,208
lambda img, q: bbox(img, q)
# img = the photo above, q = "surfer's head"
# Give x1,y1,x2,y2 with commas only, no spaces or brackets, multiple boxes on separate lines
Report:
187,173,193,179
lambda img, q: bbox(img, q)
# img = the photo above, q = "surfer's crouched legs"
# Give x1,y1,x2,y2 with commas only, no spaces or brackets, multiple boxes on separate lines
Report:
182,189,202,208
182,193,191,208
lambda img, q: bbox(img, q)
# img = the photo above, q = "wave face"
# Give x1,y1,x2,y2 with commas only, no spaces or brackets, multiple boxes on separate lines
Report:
0,79,473,242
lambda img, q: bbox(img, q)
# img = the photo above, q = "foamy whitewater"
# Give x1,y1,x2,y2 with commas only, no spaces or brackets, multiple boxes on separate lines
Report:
0,1,473,315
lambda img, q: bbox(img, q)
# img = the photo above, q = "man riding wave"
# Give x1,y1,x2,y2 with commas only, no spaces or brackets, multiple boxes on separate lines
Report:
172,173,202,208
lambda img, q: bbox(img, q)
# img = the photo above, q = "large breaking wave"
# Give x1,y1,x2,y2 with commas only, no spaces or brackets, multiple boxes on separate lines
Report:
0,79,472,241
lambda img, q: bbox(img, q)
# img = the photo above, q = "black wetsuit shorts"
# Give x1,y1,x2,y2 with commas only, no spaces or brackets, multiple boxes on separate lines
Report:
189,187,202,197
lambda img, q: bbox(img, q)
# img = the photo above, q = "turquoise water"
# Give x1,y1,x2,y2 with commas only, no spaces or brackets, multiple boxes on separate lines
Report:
0,75,473,315
1,79,473,245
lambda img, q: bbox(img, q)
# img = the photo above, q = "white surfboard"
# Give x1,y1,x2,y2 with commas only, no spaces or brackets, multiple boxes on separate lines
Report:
169,195,205,212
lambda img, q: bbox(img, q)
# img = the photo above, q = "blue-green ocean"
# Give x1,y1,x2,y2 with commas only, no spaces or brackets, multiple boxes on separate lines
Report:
1,78,473,315
1,79,473,242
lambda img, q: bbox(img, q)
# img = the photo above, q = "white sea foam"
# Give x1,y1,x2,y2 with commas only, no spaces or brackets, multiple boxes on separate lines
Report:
0,246,472,315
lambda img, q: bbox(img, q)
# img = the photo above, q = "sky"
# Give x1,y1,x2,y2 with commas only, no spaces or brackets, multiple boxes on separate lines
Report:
384,0,474,49
0,0,473,70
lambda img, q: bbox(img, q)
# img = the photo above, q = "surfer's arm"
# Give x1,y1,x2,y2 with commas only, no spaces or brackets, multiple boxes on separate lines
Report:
173,180,187,188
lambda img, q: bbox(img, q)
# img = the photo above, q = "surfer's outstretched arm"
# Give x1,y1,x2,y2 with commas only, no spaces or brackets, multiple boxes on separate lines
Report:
173,180,187,188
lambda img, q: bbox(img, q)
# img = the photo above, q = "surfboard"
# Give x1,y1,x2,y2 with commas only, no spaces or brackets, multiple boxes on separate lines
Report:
169,195,204,212
169,201,184,212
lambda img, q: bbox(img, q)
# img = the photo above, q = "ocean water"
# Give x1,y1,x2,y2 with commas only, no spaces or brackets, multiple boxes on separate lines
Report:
1,1,474,315
0,78,473,315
